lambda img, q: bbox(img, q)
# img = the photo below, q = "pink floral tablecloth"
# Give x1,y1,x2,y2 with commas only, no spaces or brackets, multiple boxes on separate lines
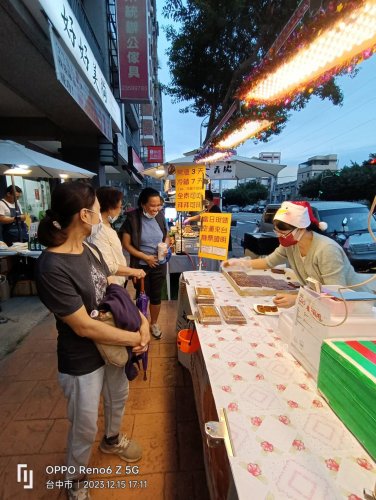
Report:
183,271,376,500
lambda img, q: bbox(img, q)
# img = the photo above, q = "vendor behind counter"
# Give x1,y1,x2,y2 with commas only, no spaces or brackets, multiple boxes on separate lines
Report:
0,185,29,246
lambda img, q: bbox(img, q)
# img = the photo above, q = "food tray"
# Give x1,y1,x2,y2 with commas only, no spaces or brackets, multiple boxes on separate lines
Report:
223,269,300,296
195,286,215,304
197,304,222,325
220,305,247,324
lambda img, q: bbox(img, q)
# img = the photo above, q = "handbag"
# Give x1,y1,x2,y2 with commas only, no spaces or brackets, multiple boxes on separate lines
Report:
84,242,140,368
92,310,128,368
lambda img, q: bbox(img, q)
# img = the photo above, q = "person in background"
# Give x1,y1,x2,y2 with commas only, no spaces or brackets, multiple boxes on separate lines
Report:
0,185,29,246
121,188,169,340
183,190,232,252
224,200,374,308
183,189,220,225
36,182,149,500
88,186,145,286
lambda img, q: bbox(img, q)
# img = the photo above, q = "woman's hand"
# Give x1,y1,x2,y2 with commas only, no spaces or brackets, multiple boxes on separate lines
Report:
273,293,298,308
222,257,252,270
132,268,146,279
140,320,151,347
144,254,159,268
132,344,149,354
132,316,150,353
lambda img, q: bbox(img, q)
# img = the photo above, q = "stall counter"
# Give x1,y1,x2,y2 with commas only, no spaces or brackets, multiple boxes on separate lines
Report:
181,271,376,500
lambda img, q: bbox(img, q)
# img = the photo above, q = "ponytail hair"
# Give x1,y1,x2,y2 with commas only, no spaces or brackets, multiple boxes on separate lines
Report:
38,181,96,247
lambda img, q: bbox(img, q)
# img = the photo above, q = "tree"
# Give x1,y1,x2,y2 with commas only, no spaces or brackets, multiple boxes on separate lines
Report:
162,0,344,141
223,180,268,206
299,155,376,204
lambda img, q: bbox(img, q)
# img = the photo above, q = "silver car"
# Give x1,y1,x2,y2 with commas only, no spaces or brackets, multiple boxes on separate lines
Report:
249,201,376,272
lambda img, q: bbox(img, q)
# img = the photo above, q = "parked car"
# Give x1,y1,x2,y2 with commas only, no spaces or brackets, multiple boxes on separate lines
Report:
241,204,256,212
244,201,376,272
227,205,240,213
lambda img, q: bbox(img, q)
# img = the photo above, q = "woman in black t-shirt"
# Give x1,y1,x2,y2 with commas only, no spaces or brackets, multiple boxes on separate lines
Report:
36,182,150,500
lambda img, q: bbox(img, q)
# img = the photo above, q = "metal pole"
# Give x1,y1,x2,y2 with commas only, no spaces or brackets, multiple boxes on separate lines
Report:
10,173,22,243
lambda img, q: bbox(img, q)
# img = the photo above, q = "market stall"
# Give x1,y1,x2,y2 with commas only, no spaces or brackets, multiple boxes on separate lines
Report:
177,270,376,500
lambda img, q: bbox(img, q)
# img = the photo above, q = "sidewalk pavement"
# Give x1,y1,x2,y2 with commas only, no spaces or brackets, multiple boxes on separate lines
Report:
0,300,210,500
0,296,49,361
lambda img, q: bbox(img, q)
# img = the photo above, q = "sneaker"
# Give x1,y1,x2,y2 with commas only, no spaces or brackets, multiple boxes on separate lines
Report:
150,323,162,340
99,434,142,462
67,480,90,500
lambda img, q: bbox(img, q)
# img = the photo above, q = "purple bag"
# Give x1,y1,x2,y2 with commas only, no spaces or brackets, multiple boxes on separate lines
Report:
99,284,141,332
99,284,145,380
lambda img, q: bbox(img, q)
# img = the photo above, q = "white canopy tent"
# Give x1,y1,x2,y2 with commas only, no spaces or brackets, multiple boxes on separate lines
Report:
0,140,96,179
143,152,286,202
143,153,285,180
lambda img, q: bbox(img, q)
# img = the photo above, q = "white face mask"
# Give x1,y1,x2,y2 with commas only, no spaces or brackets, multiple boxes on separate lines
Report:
143,210,155,219
108,214,119,224
85,209,102,237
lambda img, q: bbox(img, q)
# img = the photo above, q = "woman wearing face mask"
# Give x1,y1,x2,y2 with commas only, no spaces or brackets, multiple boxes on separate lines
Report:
88,186,146,285
224,201,373,308
121,187,169,339
35,182,150,500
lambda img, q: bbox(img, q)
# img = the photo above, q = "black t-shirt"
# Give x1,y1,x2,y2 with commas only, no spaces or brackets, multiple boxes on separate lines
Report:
36,245,110,375
208,204,221,214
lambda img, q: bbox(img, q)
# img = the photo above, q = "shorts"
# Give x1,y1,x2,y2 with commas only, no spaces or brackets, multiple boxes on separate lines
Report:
136,263,166,305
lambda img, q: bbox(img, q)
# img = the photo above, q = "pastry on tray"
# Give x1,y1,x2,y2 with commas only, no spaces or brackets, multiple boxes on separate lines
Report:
271,268,285,274
253,304,279,315
195,287,215,304
227,271,299,291
197,305,222,324
220,305,247,324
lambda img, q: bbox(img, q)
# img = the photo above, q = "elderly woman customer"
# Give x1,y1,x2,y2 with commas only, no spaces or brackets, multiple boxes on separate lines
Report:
121,187,169,340
88,186,146,285
35,182,150,500
224,200,374,308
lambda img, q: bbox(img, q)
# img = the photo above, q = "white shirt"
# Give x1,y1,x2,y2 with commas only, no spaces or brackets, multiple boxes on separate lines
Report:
0,199,23,217
88,223,128,287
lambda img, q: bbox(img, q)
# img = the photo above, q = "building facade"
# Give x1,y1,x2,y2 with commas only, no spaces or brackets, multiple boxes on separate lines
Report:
273,154,338,203
297,154,338,189
0,0,163,211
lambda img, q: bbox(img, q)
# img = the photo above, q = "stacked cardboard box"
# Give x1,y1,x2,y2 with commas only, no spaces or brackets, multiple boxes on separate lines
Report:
318,339,376,460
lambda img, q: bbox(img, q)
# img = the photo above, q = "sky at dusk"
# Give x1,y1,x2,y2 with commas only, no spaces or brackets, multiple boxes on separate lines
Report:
156,1,376,184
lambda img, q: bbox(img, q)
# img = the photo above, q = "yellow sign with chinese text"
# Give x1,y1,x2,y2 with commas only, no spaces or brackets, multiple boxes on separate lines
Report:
198,213,231,260
175,166,205,212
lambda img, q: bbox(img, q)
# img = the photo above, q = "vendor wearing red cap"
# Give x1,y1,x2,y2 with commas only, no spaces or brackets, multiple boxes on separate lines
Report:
224,200,374,308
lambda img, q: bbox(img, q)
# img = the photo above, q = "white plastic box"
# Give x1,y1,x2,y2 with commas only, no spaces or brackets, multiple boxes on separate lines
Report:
288,286,376,379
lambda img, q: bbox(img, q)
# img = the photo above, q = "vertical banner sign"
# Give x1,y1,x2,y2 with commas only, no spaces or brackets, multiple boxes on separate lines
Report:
199,213,231,261
175,166,205,212
117,0,150,102
39,0,121,130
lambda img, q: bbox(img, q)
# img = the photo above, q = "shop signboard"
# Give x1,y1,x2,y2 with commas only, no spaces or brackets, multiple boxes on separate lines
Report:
198,213,231,261
116,133,128,163
50,30,113,142
206,163,237,180
147,146,164,163
128,147,145,177
175,166,205,212
39,0,121,130
117,0,150,103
